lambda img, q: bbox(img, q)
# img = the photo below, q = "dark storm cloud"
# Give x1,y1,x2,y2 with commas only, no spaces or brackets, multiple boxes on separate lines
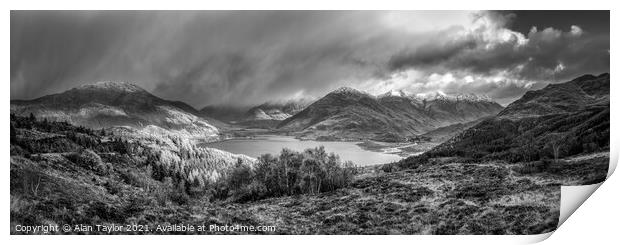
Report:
389,30,478,70
387,10,609,82
501,10,610,36
11,11,409,107
11,11,148,98
11,11,609,107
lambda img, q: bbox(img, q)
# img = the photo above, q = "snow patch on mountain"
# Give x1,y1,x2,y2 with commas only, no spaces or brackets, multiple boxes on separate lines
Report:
331,87,369,97
77,81,145,93
378,90,410,98
414,91,493,102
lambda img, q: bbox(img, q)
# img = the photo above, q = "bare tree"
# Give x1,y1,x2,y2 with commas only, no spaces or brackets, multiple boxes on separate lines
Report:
546,133,564,163
31,177,41,196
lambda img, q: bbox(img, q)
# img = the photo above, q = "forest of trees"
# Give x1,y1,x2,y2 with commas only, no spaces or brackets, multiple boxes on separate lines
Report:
10,113,357,204
10,113,136,156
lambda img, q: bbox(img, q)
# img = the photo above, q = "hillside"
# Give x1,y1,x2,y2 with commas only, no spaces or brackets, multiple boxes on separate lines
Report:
10,72,608,234
396,73,610,168
278,87,503,142
13,113,605,234
10,113,257,232
9,114,359,234
420,118,486,143
11,81,220,141
498,73,609,118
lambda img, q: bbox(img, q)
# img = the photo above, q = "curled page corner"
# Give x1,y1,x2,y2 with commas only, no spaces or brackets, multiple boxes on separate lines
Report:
521,183,604,244
558,183,603,227
553,150,616,234
553,143,617,234
607,147,618,178
524,231,554,244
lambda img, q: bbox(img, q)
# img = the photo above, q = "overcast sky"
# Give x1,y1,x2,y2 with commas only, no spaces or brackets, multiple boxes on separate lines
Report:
11,10,609,107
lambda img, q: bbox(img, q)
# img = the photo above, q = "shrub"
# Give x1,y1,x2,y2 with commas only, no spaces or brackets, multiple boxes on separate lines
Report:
393,153,429,170
512,160,551,175
217,146,357,202
68,149,112,175
151,177,190,205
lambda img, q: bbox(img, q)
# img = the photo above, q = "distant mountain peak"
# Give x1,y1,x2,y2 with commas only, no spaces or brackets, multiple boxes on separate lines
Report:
11,80,219,140
415,91,449,101
331,86,365,95
414,91,492,102
455,93,493,102
77,81,146,93
378,89,409,98
279,86,504,140
258,97,314,108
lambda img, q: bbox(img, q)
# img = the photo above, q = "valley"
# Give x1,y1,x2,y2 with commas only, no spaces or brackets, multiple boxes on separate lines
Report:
9,73,610,235
9,112,607,234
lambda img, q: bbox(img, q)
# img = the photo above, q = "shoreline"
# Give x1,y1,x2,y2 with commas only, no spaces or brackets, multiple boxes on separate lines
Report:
205,130,435,159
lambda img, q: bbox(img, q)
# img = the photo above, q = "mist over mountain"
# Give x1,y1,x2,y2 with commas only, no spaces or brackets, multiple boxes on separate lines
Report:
245,98,314,121
199,105,250,123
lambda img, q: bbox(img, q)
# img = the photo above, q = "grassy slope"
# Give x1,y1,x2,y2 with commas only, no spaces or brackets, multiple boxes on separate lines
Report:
226,152,607,234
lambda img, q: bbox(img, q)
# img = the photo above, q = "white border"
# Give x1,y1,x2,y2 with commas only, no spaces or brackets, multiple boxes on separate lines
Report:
3,1,617,244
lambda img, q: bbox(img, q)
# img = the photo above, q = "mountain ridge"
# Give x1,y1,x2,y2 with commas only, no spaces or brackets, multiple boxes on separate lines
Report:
10,81,219,140
398,73,611,167
278,86,504,141
498,73,609,119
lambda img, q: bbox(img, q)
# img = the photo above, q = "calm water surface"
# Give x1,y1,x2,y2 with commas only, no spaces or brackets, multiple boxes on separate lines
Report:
200,135,402,166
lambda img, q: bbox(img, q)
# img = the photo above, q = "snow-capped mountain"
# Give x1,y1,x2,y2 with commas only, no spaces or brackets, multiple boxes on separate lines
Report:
377,89,410,99
278,87,504,142
378,89,494,103
78,81,146,93
11,81,219,141
412,91,493,102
